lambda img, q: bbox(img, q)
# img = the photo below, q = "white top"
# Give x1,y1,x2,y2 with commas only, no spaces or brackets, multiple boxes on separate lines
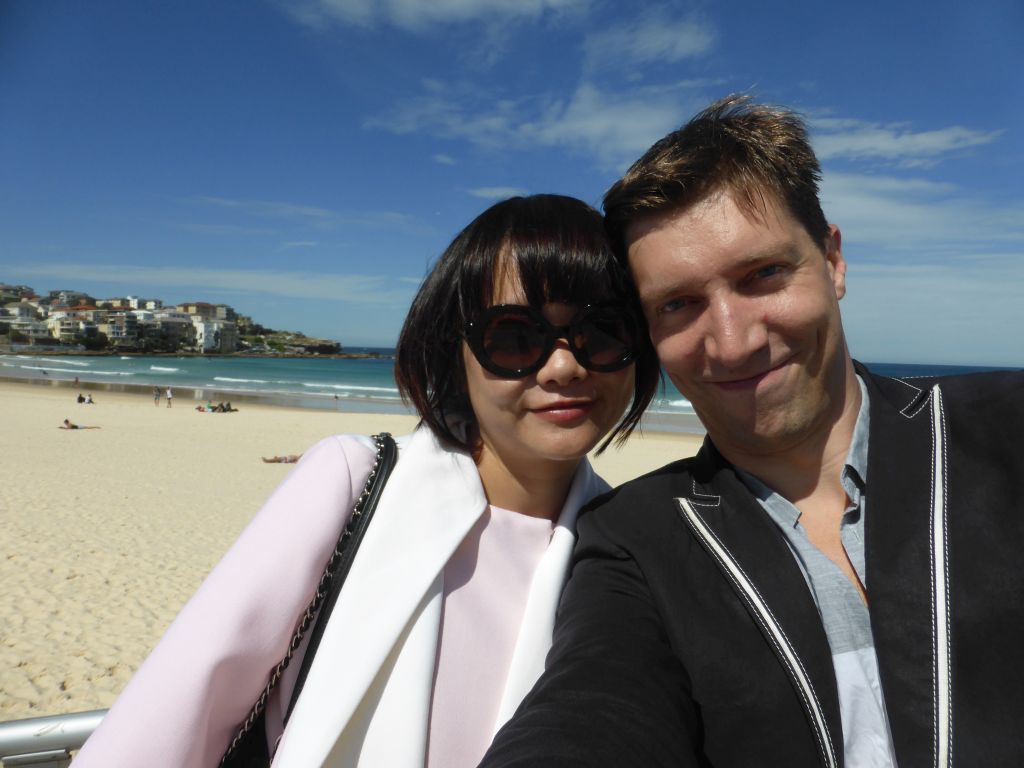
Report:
427,505,556,768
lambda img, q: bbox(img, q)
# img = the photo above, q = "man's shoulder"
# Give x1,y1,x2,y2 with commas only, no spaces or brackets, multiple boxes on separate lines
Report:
865,365,1023,395
932,368,1024,399
862,364,1024,416
581,455,704,525
863,366,1024,452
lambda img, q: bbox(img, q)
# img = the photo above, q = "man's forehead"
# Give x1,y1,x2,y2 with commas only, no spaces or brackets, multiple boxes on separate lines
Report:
624,187,798,253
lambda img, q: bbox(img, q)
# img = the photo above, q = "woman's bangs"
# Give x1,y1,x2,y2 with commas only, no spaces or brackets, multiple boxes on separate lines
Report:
504,239,626,308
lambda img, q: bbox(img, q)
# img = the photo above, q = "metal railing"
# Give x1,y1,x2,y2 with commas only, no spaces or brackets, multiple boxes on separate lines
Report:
0,710,106,767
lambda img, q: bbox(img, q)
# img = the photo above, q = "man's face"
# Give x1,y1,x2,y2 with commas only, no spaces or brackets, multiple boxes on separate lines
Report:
627,189,852,458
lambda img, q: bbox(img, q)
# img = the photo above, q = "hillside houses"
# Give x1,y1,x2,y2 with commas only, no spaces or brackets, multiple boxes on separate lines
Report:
0,284,241,353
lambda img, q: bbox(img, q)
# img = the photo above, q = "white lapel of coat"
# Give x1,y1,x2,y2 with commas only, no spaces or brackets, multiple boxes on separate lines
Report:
492,459,609,731
273,427,486,767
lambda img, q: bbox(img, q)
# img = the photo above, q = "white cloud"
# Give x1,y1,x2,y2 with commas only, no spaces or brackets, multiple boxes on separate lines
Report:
278,0,590,31
528,82,697,165
819,169,1023,366
467,186,528,200
196,196,336,220
367,79,716,168
432,153,457,165
188,196,427,233
813,118,1002,166
177,222,276,236
10,263,416,306
582,12,715,72
822,171,1024,253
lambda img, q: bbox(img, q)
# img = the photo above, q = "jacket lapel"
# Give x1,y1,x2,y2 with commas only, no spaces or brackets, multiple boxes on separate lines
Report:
680,443,844,767
273,427,487,767
494,460,609,729
859,367,940,765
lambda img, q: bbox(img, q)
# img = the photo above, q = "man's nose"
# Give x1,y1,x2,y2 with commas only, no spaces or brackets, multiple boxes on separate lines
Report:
703,296,766,368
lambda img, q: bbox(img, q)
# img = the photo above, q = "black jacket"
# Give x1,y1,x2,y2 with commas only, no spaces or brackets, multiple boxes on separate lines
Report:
482,366,1024,767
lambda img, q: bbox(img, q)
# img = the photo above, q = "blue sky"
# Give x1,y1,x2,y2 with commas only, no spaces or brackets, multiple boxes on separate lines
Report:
1,0,1021,364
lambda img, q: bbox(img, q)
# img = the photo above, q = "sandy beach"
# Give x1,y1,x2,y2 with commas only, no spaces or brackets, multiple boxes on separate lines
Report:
0,378,702,722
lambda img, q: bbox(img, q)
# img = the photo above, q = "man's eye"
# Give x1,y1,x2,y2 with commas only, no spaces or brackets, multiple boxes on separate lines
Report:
660,298,691,314
752,264,784,280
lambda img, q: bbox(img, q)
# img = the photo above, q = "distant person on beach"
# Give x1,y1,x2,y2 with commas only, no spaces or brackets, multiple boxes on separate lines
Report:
85,394,94,404
481,96,1024,768
76,393,85,404
165,386,173,407
75,194,658,768
59,418,99,430
153,386,160,406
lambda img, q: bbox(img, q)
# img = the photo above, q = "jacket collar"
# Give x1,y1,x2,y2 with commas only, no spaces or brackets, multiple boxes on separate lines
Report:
681,362,940,766
495,459,608,727
681,444,845,763
275,427,607,767
275,426,487,766
857,364,942,763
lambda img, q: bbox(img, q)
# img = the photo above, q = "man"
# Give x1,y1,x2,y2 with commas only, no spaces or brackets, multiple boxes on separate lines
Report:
481,96,1024,767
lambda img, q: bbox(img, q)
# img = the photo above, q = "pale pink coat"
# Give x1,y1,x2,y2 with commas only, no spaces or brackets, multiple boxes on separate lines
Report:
74,426,607,767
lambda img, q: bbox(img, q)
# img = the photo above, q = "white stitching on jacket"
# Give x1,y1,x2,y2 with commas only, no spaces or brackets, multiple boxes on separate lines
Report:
678,499,838,768
687,478,721,507
930,385,953,767
892,376,929,418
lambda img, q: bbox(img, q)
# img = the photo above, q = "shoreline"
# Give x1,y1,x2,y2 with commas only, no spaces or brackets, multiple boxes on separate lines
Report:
0,347,390,361
0,372,708,434
0,379,703,720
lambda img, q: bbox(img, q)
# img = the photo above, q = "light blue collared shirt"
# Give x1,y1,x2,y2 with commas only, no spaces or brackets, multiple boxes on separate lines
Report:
737,376,897,767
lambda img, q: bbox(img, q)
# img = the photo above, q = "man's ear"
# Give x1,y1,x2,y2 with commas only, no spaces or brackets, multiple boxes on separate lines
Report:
824,224,846,299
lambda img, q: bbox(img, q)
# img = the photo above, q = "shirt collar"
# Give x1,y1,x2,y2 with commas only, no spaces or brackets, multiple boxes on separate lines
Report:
735,374,871,524
842,375,870,493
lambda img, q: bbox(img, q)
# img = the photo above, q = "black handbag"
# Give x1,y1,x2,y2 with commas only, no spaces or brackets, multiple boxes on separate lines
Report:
220,432,398,767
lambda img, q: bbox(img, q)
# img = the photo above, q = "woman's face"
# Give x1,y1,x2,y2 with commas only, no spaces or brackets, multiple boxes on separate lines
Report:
462,278,635,479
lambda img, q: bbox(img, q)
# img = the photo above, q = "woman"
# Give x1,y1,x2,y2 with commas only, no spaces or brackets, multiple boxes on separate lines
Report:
74,194,659,767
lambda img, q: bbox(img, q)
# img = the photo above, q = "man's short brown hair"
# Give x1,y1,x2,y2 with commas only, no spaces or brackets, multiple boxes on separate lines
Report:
603,94,830,256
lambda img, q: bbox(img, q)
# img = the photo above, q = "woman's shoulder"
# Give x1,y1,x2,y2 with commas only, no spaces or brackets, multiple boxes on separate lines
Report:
299,433,388,470
291,431,421,492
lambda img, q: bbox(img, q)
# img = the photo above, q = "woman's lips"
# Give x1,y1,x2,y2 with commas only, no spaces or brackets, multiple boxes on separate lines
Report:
531,401,595,423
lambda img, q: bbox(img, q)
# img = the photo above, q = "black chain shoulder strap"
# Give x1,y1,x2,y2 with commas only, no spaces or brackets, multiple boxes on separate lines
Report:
220,432,398,766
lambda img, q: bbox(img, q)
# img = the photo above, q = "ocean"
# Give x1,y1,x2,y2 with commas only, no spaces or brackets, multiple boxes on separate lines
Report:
1,351,1017,423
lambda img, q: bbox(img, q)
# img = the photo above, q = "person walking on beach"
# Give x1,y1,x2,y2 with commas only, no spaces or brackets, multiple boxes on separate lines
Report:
75,194,658,768
153,386,161,406
165,386,173,407
481,97,1024,768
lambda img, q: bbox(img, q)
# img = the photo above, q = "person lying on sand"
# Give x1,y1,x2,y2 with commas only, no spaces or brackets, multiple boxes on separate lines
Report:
261,454,302,463
60,418,100,430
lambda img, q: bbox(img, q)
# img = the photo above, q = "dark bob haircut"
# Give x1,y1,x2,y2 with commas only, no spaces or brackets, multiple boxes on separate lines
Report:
395,194,660,455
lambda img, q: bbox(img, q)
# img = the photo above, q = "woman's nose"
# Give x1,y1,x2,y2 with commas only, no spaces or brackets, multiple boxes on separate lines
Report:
536,340,587,385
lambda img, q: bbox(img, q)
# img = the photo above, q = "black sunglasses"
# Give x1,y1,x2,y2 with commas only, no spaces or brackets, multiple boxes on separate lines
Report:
465,303,638,378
